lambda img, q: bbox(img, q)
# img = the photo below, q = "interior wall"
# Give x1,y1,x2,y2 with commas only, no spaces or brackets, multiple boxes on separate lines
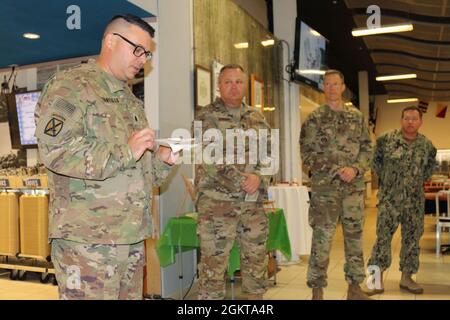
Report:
233,0,268,28
194,0,280,127
299,83,325,125
375,96,450,149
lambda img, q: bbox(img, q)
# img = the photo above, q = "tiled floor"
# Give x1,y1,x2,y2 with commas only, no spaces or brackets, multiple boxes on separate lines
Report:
262,193,450,300
1,192,449,300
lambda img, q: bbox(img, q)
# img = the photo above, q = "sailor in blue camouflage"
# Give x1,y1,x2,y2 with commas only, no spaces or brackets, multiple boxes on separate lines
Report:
300,70,373,300
368,106,436,294
195,64,272,300
35,15,177,300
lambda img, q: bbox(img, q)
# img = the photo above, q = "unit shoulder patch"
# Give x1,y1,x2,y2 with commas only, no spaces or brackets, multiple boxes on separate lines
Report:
44,117,64,137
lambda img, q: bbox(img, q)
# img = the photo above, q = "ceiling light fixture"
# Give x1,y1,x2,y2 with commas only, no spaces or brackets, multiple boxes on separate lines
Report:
261,39,275,47
234,42,249,49
376,73,417,81
387,98,418,104
23,33,40,39
296,69,326,75
352,23,413,37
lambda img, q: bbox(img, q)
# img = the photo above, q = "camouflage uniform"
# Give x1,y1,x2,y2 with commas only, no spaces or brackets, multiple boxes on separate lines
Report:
35,59,173,300
194,98,272,300
51,239,145,300
300,104,372,288
368,129,436,274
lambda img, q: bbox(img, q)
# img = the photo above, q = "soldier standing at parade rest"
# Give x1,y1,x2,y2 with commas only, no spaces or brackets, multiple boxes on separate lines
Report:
300,69,373,300
194,64,272,300
35,14,178,300
367,106,436,295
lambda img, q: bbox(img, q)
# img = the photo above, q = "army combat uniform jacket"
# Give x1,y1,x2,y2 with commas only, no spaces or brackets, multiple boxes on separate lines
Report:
195,98,272,202
300,104,372,192
35,60,172,245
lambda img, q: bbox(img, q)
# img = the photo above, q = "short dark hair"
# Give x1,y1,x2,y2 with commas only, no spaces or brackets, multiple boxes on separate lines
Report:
402,106,423,119
220,64,245,75
324,69,345,83
109,14,155,38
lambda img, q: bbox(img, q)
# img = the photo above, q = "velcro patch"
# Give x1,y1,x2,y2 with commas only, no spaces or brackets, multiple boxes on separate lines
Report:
52,97,76,116
44,117,64,137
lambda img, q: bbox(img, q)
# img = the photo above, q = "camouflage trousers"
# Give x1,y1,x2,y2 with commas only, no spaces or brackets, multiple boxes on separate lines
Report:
368,201,424,274
51,239,145,300
307,189,366,288
196,195,269,300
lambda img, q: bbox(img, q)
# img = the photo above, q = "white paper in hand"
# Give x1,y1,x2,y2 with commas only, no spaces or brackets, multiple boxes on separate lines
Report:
245,191,259,202
155,138,199,153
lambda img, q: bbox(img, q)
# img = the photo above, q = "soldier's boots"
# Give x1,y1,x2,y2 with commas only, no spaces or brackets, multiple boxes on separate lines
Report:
347,284,373,300
312,288,324,300
400,272,424,294
247,294,263,300
366,272,384,295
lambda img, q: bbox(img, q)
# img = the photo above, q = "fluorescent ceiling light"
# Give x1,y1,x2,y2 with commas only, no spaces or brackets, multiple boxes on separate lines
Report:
261,39,275,47
352,23,413,37
387,98,418,104
23,33,40,39
234,42,249,49
311,30,322,37
296,69,326,75
376,73,417,81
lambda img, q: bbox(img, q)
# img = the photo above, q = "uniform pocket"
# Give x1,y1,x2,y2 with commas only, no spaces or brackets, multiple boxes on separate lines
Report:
87,111,114,141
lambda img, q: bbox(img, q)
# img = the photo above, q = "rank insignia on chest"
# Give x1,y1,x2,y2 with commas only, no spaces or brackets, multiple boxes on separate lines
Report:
44,117,64,137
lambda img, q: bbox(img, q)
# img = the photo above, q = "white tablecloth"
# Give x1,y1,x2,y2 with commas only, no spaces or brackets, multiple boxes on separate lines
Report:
268,185,312,260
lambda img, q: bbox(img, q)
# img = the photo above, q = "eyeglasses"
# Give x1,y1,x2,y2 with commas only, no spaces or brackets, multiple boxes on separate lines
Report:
112,33,153,60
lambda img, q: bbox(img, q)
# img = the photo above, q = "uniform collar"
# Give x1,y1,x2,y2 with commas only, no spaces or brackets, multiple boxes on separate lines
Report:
323,103,349,112
214,97,251,115
87,59,128,94
394,129,423,145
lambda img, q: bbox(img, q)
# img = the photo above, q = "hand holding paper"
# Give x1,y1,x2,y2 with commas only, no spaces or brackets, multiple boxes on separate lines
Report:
157,145,179,165
155,138,199,154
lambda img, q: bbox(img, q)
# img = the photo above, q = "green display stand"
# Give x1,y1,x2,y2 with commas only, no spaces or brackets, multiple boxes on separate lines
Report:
156,208,291,277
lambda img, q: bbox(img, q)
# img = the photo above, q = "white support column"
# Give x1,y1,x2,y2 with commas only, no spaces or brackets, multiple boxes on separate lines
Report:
273,0,301,184
156,0,195,299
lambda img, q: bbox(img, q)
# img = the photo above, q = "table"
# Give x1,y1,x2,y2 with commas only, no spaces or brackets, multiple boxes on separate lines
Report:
156,209,291,277
268,185,312,261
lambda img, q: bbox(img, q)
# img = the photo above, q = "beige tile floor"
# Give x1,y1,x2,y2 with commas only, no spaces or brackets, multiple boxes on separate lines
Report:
261,193,450,300
1,192,449,300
